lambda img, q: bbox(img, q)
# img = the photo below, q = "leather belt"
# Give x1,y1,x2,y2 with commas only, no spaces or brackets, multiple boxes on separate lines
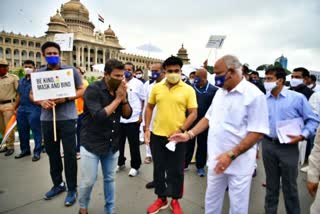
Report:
264,135,280,144
0,99,15,104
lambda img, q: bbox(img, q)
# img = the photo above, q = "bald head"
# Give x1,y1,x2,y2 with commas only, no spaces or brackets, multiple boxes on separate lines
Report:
151,63,162,71
196,68,208,80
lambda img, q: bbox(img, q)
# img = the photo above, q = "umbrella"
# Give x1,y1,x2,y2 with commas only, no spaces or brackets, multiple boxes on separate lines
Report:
136,43,162,53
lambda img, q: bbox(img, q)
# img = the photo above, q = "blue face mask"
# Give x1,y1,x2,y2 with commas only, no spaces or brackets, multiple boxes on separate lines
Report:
194,77,201,85
251,79,258,84
215,74,226,87
124,70,133,79
151,72,160,80
45,56,60,66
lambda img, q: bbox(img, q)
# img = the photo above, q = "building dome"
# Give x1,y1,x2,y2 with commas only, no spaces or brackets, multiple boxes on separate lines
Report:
104,25,116,37
61,0,89,20
178,44,187,53
50,10,66,24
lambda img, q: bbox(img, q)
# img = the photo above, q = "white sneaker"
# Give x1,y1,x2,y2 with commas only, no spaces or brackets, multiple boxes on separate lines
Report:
300,165,309,173
116,165,125,172
128,168,139,177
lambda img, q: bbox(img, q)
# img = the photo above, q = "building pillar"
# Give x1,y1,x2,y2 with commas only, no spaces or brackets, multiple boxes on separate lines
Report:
103,48,106,64
94,47,98,65
76,46,81,67
81,46,84,67
19,50,22,67
87,46,91,72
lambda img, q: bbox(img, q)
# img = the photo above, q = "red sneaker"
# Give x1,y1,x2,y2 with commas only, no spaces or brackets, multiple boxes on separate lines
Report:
170,199,183,214
147,198,169,214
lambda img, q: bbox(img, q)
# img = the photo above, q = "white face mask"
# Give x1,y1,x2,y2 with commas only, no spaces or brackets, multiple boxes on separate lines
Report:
264,82,277,93
290,78,303,87
136,74,143,79
189,79,194,84
24,68,33,75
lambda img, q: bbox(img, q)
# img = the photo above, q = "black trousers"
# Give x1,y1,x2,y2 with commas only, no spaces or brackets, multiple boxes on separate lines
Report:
185,128,208,169
42,120,77,191
118,122,142,170
151,133,186,199
262,138,300,214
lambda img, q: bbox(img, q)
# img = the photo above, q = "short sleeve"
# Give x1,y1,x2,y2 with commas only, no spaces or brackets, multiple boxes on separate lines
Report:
187,87,198,109
73,68,83,88
247,94,269,135
148,85,157,105
13,75,19,90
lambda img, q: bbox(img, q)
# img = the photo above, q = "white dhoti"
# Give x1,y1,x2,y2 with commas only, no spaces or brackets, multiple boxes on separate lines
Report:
205,169,253,214
311,182,320,214
145,144,152,157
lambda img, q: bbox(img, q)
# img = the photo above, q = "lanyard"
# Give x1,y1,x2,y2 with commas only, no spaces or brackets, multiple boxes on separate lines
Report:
194,83,209,94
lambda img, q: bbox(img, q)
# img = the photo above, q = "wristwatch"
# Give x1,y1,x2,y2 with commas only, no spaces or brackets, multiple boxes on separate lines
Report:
227,151,236,160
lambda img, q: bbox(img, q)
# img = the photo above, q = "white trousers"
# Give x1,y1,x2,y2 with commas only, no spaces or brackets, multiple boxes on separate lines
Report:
145,144,152,157
311,182,320,214
205,169,252,214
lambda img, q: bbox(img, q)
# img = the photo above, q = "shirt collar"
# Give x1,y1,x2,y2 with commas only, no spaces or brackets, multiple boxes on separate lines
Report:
223,78,246,94
0,73,9,79
161,79,184,87
266,87,288,98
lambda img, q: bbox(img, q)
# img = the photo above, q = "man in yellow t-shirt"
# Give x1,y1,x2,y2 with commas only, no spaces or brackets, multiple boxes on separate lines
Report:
144,56,197,214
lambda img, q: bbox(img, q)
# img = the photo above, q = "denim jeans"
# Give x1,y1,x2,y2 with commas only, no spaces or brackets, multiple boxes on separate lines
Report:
79,146,119,214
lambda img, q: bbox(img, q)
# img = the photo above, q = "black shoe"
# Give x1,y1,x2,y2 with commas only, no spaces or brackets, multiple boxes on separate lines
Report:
0,146,8,153
146,181,155,189
41,145,46,153
15,151,31,159
32,154,41,162
4,149,14,156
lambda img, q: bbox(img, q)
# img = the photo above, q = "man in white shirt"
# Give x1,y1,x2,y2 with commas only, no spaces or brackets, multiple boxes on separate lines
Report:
170,55,269,214
117,62,144,177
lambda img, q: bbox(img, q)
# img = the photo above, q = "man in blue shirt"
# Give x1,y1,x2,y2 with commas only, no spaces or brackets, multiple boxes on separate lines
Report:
30,42,85,207
262,67,319,214
14,60,42,161
185,68,218,176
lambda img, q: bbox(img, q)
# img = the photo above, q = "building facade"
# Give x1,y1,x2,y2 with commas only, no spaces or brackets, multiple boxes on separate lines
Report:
0,0,162,71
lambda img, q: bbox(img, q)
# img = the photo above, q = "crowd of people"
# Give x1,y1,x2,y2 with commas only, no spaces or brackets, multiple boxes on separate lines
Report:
1,41,320,214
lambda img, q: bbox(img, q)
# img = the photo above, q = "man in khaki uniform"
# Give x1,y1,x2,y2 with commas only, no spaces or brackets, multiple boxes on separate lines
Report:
0,59,19,156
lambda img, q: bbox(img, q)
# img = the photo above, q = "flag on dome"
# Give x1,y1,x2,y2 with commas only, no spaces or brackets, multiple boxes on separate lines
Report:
98,14,104,23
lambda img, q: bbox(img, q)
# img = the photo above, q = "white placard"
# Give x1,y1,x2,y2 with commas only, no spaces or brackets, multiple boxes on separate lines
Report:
206,35,226,49
54,33,74,51
31,69,76,101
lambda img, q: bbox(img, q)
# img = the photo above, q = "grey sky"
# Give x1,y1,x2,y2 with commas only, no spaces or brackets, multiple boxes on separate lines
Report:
1,0,319,70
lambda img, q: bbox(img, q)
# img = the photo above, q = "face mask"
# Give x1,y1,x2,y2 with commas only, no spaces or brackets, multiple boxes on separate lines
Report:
108,77,122,91
151,72,161,81
166,73,181,84
189,79,194,84
124,71,132,79
136,74,143,79
0,68,8,75
45,56,60,66
25,68,33,75
290,78,303,87
264,82,277,93
215,74,226,87
251,79,258,84
194,77,201,85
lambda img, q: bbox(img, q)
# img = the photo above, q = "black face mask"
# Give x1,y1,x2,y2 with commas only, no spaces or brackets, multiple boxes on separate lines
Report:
108,77,122,91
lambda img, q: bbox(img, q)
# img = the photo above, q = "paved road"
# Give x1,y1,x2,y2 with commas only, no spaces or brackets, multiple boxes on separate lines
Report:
0,143,314,214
